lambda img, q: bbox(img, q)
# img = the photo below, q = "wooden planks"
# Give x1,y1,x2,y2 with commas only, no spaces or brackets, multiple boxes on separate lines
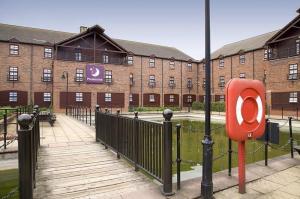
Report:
33,114,156,199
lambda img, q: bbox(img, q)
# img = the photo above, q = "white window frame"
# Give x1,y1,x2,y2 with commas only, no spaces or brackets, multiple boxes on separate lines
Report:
239,73,246,79
75,52,82,61
105,70,112,83
129,94,133,102
9,44,19,55
127,56,133,65
149,94,155,102
75,92,83,102
219,58,224,67
43,68,52,82
239,54,245,64
219,95,225,102
149,75,155,86
9,92,17,102
43,92,51,102
187,95,192,103
103,54,109,64
187,63,192,71
9,67,18,81
44,47,53,58
169,95,175,103
75,69,84,82
289,64,298,80
105,93,112,102
149,58,155,67
170,61,175,69
289,92,298,103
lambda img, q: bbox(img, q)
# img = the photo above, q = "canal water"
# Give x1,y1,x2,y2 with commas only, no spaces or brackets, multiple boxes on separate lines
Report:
171,120,300,176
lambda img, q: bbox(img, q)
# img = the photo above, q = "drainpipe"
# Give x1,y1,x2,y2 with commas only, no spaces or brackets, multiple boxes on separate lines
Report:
29,45,33,105
180,61,183,110
252,51,255,79
162,59,164,107
140,56,143,107
197,63,199,101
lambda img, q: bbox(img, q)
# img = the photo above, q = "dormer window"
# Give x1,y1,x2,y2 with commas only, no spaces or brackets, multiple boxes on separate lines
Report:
75,52,82,61
9,44,19,55
127,56,133,65
103,54,109,64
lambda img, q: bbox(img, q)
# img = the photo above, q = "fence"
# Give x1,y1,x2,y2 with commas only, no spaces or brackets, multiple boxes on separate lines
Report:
66,106,94,126
0,105,33,150
94,107,174,195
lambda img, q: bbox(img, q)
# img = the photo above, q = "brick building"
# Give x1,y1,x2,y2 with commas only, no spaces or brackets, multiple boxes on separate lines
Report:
0,8,299,115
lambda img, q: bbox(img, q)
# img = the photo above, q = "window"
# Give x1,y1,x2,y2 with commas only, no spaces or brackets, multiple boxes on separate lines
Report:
149,58,155,67
43,92,51,102
75,69,84,82
127,56,133,65
187,78,192,88
169,76,175,87
149,94,155,102
219,95,225,102
75,52,82,61
9,92,17,102
9,44,19,55
103,54,109,64
170,61,175,69
219,76,225,87
105,93,112,102
239,73,246,79
149,75,155,87
129,94,133,102
289,64,298,80
289,92,298,103
239,54,245,64
42,69,52,82
203,78,206,88
44,48,53,58
187,63,192,71
169,95,175,102
8,67,18,81
264,49,272,60
75,92,83,102
105,70,112,83
187,95,192,103
219,58,224,67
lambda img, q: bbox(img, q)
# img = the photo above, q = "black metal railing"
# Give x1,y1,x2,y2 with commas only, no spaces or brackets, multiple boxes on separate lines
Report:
16,105,40,199
66,106,94,126
94,107,174,195
269,47,299,60
0,105,33,150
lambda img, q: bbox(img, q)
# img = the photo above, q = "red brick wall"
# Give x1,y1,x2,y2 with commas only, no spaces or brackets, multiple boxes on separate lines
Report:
0,90,28,107
164,94,179,107
60,92,91,108
97,92,125,108
143,93,160,107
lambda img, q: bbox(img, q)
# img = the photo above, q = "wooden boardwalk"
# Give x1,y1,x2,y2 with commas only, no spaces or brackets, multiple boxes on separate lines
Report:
34,114,161,199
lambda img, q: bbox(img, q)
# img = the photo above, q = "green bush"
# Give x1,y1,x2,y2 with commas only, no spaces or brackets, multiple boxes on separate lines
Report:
128,106,181,112
191,101,225,112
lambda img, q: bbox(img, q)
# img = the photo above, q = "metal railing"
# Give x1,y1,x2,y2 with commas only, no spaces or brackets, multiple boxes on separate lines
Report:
269,47,299,60
15,105,40,199
94,107,174,195
0,105,33,150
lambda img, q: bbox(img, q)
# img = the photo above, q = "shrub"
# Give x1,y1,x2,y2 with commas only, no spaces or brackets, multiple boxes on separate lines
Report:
128,106,181,112
192,101,225,112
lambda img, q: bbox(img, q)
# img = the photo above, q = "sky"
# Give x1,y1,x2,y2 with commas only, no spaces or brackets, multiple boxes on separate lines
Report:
0,0,299,60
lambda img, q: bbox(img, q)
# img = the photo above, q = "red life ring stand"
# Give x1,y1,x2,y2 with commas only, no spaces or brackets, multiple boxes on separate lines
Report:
226,79,265,141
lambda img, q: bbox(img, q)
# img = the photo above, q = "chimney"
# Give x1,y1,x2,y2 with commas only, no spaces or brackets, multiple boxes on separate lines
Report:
80,26,88,33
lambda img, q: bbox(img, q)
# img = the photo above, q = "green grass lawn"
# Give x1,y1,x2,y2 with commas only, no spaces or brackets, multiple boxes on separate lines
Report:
0,169,19,199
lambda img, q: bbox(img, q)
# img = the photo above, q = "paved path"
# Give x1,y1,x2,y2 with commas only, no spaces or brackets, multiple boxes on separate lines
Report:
33,114,160,199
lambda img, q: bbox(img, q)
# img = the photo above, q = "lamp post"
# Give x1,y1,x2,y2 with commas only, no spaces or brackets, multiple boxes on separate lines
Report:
201,0,214,198
61,71,69,114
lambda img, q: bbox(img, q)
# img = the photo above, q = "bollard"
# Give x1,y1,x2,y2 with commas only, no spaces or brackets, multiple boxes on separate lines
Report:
288,117,294,158
86,108,88,124
3,112,7,149
89,108,92,126
162,109,174,196
264,119,269,166
228,138,232,176
65,106,68,115
17,114,33,199
95,105,100,142
134,111,139,171
176,124,181,190
104,108,108,149
116,110,121,159
33,105,40,147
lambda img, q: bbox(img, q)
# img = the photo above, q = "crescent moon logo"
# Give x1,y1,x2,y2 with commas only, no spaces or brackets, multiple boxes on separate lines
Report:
90,67,100,77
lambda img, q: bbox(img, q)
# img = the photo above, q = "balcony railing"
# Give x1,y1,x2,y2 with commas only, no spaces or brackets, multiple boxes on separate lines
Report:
269,47,299,60
148,82,156,88
7,74,19,82
168,83,176,89
287,73,299,81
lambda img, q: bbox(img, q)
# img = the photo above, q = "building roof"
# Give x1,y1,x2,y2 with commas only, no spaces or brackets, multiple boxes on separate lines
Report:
0,23,194,61
211,30,279,60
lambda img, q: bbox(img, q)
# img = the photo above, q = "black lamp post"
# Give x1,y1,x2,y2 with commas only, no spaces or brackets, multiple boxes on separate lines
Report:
201,0,214,198
61,71,69,113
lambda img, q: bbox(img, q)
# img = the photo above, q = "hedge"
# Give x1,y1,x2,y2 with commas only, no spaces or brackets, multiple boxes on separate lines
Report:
192,101,225,112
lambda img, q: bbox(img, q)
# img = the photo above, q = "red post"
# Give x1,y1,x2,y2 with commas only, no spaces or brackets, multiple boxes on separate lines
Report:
238,141,246,194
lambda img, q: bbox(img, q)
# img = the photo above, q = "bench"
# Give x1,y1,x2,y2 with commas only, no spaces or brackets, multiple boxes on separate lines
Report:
39,111,56,127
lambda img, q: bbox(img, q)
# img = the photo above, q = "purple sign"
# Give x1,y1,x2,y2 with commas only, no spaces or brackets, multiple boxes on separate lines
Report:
86,64,104,84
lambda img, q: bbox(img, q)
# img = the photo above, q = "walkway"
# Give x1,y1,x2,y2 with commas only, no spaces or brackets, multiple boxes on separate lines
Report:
33,114,161,199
